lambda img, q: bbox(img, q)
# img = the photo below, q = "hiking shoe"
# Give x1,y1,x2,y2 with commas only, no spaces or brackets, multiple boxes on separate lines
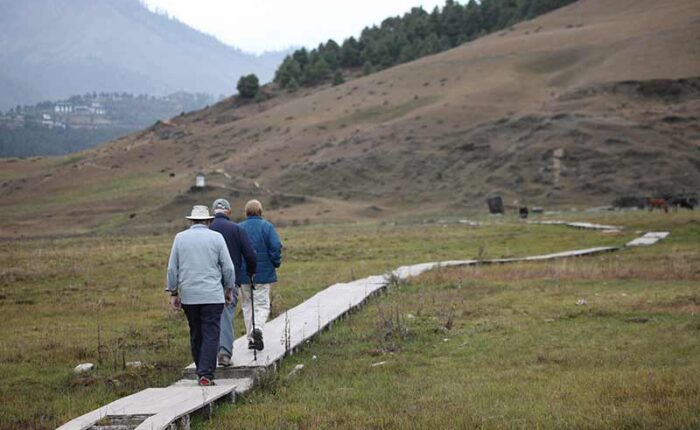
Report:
248,340,255,350
218,353,231,367
198,376,216,386
253,328,264,351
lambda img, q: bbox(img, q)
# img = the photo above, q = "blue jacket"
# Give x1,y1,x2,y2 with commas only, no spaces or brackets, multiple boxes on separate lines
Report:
210,213,257,284
238,216,282,284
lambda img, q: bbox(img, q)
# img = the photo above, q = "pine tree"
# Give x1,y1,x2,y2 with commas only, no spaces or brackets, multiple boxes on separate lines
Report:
292,48,310,70
273,0,580,87
340,37,361,67
275,56,301,88
332,71,345,86
286,77,300,93
306,58,331,83
237,74,259,99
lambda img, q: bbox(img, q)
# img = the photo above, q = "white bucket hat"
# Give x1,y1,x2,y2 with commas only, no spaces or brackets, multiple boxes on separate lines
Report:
186,205,214,220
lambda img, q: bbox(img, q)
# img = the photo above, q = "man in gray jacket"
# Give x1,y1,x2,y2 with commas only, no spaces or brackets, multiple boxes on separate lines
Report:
166,205,235,386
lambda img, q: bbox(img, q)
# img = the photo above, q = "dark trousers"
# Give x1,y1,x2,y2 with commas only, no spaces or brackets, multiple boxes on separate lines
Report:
182,303,224,380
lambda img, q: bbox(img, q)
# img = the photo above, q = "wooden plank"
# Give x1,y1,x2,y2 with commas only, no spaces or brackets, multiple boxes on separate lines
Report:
57,385,236,430
528,220,621,231
626,232,669,247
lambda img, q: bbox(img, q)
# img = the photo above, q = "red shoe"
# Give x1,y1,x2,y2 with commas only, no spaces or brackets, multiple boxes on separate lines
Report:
198,376,216,386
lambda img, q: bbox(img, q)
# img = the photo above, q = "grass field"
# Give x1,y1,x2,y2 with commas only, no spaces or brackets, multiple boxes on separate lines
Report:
0,211,698,429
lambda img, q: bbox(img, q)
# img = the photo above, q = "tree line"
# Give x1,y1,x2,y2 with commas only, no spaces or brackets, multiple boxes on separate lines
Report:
273,0,578,91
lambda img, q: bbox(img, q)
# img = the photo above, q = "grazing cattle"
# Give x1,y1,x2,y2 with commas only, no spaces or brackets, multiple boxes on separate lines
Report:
669,196,696,210
519,207,529,219
647,198,669,213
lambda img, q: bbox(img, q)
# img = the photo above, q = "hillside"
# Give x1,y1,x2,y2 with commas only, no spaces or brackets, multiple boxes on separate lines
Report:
0,0,287,110
1,0,699,237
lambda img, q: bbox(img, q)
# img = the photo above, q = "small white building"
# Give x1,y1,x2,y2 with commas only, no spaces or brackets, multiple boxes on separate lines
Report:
195,173,206,188
54,103,73,113
41,113,54,128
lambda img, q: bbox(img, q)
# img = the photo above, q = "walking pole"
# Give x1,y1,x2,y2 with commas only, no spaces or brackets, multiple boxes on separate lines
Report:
250,275,257,361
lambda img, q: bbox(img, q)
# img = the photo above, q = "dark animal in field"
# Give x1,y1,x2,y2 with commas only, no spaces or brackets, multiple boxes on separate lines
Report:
668,196,696,210
519,207,529,219
647,198,669,213
486,195,504,214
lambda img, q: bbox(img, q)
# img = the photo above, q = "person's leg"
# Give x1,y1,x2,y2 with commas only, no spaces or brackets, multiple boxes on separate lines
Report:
198,303,224,380
240,283,254,341
182,304,202,374
218,302,235,359
253,283,271,331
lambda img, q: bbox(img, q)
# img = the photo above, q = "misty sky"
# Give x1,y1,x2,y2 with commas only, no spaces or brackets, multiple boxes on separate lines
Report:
143,0,446,54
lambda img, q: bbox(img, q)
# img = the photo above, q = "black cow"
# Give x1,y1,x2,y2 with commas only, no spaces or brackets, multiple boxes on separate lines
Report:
669,196,697,210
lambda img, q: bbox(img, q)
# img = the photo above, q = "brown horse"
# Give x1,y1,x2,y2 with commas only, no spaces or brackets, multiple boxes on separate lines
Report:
647,198,669,213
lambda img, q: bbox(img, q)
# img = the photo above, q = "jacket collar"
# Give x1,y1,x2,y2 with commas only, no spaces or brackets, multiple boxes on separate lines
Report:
247,215,263,220
189,224,208,230
214,213,230,220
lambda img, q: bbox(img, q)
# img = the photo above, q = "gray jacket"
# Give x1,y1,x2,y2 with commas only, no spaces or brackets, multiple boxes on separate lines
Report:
166,224,235,305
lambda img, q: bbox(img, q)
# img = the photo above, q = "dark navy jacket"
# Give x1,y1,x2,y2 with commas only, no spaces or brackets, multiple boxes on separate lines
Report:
210,213,257,284
237,216,282,285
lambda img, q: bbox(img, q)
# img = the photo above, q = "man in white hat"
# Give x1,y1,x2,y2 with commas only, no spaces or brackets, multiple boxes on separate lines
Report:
166,205,235,386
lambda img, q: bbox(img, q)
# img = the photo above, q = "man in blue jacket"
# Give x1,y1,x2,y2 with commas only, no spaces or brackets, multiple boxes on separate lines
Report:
210,198,257,367
237,199,283,351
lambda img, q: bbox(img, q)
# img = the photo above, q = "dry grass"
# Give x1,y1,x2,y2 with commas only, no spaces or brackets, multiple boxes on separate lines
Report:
422,250,700,284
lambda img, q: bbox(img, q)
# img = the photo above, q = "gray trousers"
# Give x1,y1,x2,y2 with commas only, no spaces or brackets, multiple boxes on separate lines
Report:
218,287,239,357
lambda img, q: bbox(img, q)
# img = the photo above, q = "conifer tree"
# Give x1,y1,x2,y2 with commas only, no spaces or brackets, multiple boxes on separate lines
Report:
286,77,300,92
237,74,259,99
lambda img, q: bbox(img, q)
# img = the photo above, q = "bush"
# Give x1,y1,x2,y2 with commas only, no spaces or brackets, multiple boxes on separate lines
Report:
237,74,260,99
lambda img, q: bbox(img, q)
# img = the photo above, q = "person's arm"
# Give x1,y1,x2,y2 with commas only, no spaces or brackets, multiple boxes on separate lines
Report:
165,237,181,310
239,228,257,276
218,235,236,291
165,238,179,294
265,222,283,268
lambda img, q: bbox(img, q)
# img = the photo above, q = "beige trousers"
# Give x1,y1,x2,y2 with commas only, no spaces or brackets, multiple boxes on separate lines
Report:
240,283,271,341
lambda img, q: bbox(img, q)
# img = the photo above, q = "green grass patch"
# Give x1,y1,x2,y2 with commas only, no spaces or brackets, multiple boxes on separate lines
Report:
0,211,697,429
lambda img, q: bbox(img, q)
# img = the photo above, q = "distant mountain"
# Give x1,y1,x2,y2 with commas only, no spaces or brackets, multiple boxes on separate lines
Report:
0,0,289,110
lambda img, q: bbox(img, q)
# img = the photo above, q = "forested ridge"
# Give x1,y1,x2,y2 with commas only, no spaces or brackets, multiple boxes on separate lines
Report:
275,0,578,89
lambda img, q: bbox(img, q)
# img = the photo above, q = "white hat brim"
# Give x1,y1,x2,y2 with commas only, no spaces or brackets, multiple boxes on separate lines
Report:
185,216,214,220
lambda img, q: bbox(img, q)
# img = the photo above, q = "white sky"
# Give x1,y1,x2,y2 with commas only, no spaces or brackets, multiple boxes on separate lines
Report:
143,0,446,55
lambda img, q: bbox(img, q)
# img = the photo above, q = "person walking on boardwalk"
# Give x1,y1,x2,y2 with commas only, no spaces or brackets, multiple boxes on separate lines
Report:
237,199,283,351
209,198,257,367
166,205,235,386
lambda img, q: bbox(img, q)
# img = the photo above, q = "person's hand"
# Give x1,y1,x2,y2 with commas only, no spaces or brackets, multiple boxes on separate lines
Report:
225,288,233,305
231,286,240,307
170,295,181,311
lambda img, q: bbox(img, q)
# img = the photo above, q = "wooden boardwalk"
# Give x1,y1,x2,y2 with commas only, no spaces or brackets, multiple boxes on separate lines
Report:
57,229,667,430
527,220,622,232
57,383,241,430
626,232,669,247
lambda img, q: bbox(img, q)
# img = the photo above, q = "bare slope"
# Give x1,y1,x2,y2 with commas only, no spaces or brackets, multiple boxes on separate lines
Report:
1,0,699,236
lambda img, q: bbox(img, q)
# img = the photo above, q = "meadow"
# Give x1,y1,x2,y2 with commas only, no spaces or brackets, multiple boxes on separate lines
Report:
0,210,697,429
